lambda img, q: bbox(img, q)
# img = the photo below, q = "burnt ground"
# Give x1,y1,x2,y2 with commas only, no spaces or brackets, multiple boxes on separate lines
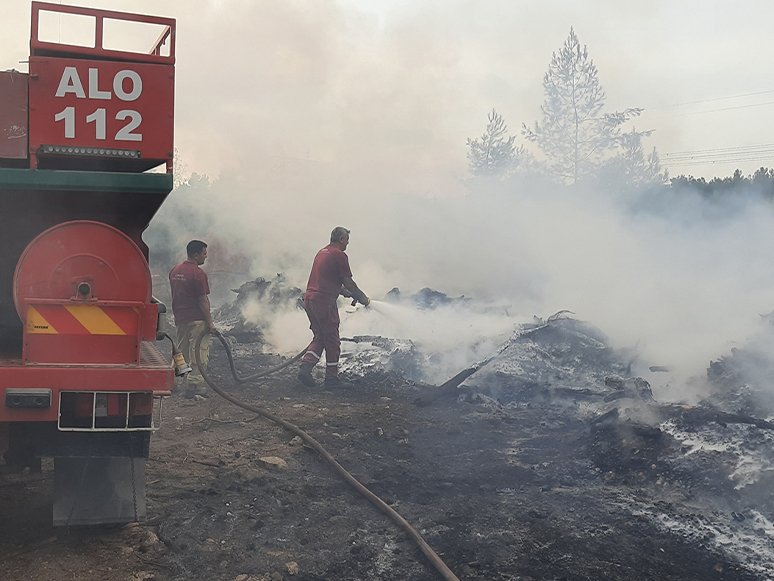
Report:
0,343,770,581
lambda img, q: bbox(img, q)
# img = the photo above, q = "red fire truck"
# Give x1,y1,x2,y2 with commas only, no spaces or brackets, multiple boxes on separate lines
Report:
0,2,177,525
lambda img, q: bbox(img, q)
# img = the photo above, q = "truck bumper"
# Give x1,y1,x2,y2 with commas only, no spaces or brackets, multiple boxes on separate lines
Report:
0,342,173,423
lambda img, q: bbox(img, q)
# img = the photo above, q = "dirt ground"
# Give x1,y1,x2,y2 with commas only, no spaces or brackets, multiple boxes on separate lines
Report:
0,345,767,581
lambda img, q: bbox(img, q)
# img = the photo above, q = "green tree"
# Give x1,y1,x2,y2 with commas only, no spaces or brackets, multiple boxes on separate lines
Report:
523,27,642,184
467,108,526,178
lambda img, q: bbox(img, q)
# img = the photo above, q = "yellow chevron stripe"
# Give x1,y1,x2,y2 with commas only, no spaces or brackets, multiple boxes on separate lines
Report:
64,304,126,335
26,306,58,334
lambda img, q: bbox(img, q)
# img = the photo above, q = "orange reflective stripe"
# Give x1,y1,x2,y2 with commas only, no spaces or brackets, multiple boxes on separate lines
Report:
100,306,140,335
30,305,88,334
26,306,58,334
25,305,138,335
64,304,126,335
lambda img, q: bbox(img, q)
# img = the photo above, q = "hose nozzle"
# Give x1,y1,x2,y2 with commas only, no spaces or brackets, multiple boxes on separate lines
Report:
173,351,192,377
350,295,370,307
164,332,192,377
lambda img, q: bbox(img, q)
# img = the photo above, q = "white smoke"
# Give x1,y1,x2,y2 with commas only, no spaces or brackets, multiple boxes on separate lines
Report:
134,0,774,387
175,171,774,386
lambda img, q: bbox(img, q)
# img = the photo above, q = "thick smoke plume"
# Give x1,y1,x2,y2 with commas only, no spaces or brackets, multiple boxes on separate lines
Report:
136,0,774,389
150,170,774,390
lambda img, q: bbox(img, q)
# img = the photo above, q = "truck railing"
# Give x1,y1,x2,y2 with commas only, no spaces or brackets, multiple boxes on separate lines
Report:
150,26,173,57
30,1,176,65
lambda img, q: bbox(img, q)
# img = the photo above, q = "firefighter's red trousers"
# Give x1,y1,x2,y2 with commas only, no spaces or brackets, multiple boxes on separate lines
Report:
302,296,340,378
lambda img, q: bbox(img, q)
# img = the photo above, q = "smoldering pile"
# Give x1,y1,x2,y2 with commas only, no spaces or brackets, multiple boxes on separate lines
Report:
341,305,774,575
450,314,774,576
343,304,774,574
458,312,633,403
211,276,774,574
214,273,304,344
383,286,472,310
703,314,774,419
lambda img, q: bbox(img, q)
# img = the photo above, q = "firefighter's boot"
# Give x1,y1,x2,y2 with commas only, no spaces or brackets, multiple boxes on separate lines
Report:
298,363,316,388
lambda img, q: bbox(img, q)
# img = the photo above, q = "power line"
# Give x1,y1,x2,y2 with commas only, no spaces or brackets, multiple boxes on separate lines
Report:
665,153,774,163
664,157,774,167
646,99,774,120
666,160,774,168
645,89,774,110
665,157,774,168
664,156,774,168
663,143,774,159
663,143,774,155
673,100,774,117
661,142,774,168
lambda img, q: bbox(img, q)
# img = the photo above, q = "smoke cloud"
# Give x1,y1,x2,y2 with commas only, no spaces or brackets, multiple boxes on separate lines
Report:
152,167,774,388
129,0,774,387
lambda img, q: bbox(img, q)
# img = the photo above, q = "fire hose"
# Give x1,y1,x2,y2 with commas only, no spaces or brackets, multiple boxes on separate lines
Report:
193,330,460,581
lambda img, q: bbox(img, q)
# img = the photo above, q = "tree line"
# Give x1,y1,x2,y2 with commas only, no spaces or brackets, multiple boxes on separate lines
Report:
670,167,774,199
466,27,774,196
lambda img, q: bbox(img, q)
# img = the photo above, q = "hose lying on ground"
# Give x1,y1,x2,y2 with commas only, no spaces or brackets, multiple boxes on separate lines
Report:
217,336,305,382
193,330,460,581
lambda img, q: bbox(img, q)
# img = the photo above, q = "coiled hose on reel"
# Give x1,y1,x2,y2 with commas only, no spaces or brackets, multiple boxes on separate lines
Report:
193,330,460,581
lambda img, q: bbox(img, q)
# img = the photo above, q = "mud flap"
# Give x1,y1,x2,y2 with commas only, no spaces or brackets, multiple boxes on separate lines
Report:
53,457,146,526
0,422,8,457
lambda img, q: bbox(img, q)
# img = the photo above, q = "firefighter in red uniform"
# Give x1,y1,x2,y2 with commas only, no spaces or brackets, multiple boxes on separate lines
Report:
169,240,217,399
298,227,369,389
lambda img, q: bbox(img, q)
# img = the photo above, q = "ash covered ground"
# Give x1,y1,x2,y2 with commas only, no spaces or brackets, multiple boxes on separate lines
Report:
2,281,774,580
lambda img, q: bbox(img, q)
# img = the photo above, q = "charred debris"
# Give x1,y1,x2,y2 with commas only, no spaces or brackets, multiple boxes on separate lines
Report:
212,274,774,430
210,276,774,577
215,274,304,343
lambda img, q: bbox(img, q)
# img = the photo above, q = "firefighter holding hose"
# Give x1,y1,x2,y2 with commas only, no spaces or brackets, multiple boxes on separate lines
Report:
298,227,369,389
170,240,217,399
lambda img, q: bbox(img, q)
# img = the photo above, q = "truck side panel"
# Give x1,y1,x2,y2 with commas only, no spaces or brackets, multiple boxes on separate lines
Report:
0,71,28,162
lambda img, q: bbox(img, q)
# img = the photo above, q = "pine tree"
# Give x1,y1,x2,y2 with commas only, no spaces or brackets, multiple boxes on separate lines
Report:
601,128,668,190
523,28,641,184
467,109,522,178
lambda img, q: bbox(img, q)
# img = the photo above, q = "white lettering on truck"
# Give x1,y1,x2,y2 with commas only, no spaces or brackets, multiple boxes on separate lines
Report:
52,67,143,142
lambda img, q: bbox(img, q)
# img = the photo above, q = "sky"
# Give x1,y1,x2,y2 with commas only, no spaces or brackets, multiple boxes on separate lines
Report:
4,0,774,382
4,0,774,181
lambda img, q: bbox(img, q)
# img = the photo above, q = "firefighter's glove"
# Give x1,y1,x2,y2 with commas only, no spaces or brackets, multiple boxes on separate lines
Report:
350,295,370,307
